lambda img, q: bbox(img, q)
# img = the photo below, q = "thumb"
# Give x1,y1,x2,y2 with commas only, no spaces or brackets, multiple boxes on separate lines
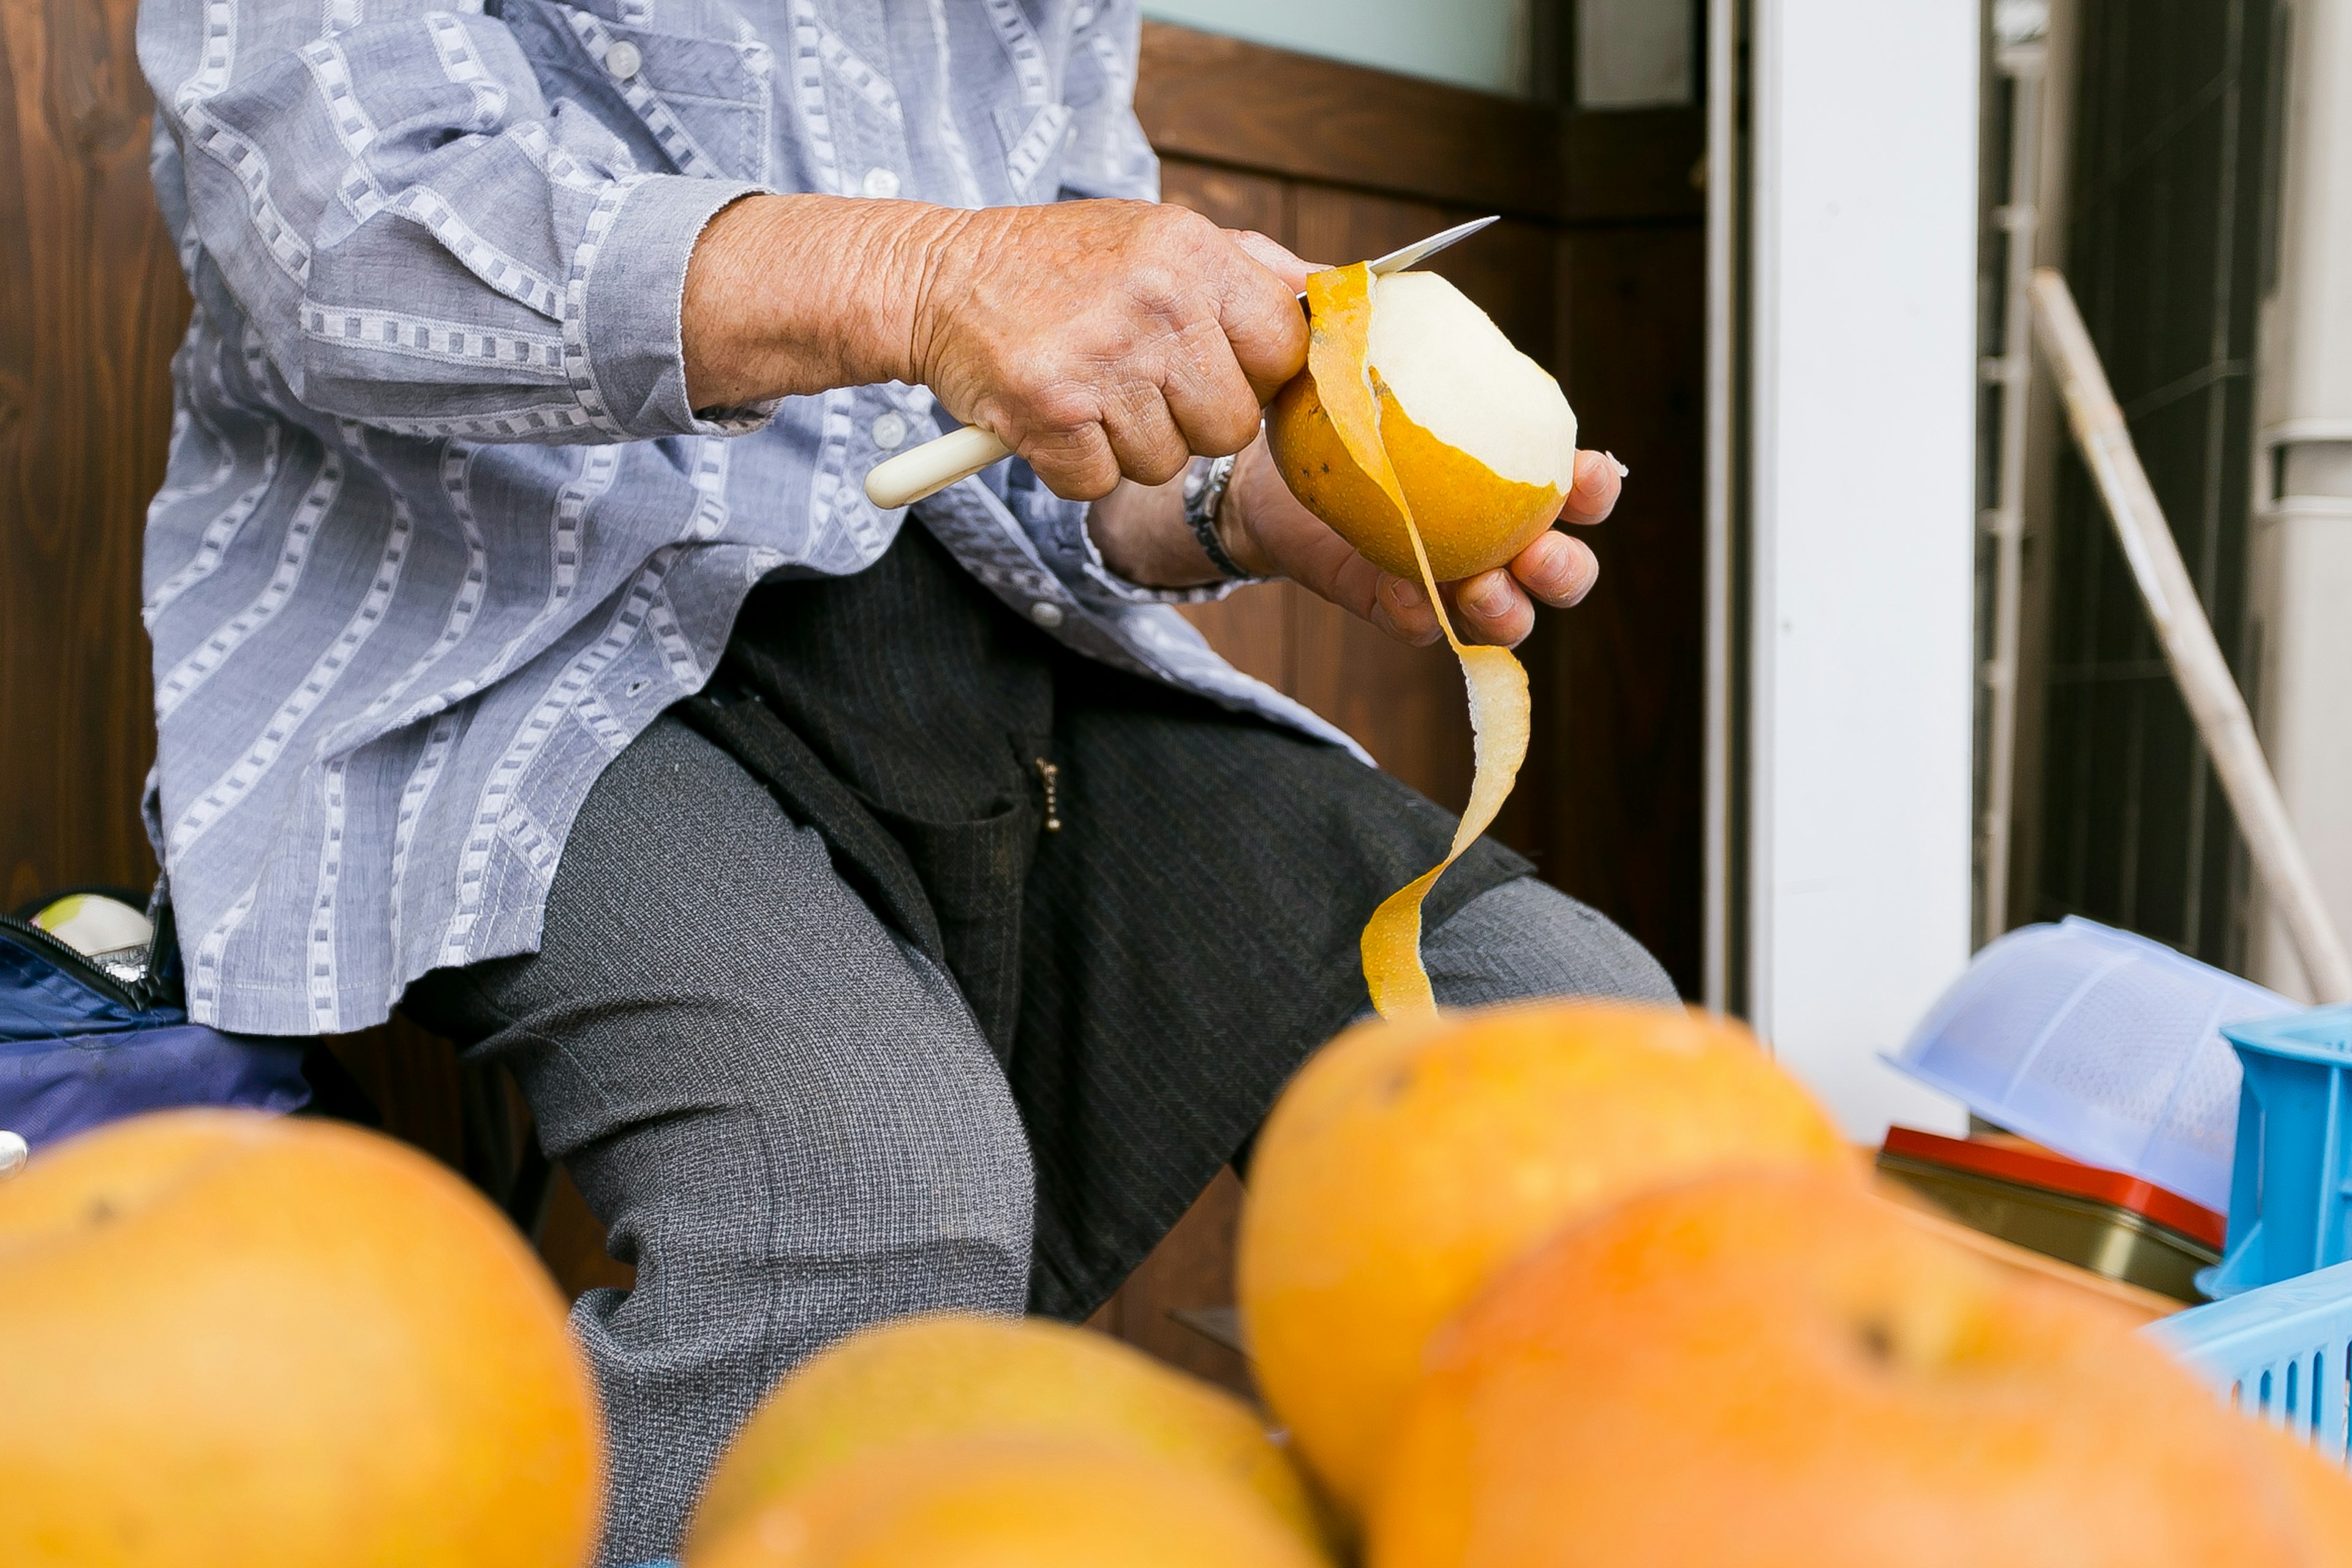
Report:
1226,228,1321,293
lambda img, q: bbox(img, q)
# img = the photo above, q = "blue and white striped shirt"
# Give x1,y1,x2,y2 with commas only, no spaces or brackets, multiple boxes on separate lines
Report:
136,0,1354,1035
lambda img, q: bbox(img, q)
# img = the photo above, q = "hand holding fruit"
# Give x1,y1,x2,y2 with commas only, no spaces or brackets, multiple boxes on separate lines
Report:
1086,241,1620,649
1219,433,1619,649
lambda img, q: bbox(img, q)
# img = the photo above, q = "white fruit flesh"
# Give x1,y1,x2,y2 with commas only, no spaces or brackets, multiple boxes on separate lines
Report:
1368,271,1578,491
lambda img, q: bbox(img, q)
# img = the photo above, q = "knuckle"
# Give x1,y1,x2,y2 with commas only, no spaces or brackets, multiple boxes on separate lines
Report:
1030,435,1119,503
1196,397,1259,457
1150,202,1214,244
1127,261,1184,314
1128,440,1189,487
1027,380,1098,433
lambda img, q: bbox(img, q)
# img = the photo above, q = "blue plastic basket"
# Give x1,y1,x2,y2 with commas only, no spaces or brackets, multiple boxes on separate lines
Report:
2147,1258,2352,1466
2202,1006,2352,1298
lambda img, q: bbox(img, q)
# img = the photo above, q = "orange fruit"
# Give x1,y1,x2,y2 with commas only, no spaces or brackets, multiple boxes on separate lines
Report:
686,1312,1325,1554
1374,1169,2335,1567
1236,1000,1849,1514
688,1437,1329,1568
0,1109,602,1568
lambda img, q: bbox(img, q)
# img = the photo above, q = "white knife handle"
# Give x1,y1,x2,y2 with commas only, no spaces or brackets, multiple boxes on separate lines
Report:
864,424,1012,510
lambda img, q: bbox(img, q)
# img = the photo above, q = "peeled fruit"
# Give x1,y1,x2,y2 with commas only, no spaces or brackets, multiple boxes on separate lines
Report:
1374,1170,2339,1567
0,1109,603,1568
1269,268,1552,1017
687,1312,1325,1555
1268,269,1577,583
1237,1000,1850,1515
688,1438,1329,1568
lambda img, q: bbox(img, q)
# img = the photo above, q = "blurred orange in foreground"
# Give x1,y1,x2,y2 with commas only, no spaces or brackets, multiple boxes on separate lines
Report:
686,1311,1326,1556
0,1109,603,1568
1237,1000,1851,1515
689,1437,1325,1568
1373,1170,2351,1567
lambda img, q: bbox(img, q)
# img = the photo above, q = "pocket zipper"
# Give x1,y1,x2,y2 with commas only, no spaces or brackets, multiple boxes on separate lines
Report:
0,913,161,1014
1035,757,1063,833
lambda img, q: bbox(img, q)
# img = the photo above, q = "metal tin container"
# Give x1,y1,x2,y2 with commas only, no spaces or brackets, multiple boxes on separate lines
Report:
1877,1127,2223,1303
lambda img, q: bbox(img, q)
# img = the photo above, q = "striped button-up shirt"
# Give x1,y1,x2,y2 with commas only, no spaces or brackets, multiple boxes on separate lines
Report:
137,0,1355,1035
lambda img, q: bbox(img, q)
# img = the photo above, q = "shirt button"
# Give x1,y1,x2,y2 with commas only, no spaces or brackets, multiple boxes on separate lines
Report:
861,166,902,199
604,39,643,77
870,411,908,450
1029,601,1065,629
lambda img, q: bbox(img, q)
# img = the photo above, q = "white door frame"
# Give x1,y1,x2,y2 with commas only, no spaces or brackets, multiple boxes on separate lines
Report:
1708,0,1980,1139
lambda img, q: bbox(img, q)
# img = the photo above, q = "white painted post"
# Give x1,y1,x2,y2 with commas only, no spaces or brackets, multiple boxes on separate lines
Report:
2250,0,2352,1003
1743,0,1978,1139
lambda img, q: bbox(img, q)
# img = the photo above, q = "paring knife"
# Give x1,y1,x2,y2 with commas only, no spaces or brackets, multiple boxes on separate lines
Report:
862,214,1501,511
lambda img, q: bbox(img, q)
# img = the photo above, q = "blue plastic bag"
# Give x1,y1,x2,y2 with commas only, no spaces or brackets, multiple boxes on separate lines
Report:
0,895,309,1152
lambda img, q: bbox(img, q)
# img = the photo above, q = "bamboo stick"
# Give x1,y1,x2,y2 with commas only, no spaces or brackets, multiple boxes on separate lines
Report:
2028,268,2352,1003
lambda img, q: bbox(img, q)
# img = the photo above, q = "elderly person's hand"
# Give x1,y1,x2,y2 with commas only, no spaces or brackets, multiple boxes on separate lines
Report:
682,196,1610,650
684,194,1302,499
1219,436,1618,649
1081,234,1618,649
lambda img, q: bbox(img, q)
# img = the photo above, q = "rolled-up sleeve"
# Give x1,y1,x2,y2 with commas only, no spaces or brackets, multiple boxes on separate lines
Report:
137,0,771,442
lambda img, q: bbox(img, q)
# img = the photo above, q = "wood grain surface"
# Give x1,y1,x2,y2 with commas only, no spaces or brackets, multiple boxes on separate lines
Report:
1528,225,1708,991
0,0,183,913
1137,22,1565,221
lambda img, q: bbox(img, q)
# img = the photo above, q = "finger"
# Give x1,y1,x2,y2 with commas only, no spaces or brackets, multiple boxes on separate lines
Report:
1019,418,1124,502
1559,448,1625,526
1215,243,1311,402
1161,318,1265,458
1226,228,1320,292
1451,568,1537,648
1507,530,1601,608
1256,492,1430,644
1376,573,1443,646
1336,552,1441,646
1099,385,1193,488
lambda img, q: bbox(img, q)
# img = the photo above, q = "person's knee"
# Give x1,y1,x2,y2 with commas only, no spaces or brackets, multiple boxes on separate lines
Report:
564,942,1036,1319
1422,877,1679,1009
788,951,1038,1288
561,954,1033,1564
726,953,1033,1289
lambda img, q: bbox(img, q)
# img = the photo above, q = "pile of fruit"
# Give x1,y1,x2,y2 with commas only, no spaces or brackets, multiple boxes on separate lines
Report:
6,1000,2351,1566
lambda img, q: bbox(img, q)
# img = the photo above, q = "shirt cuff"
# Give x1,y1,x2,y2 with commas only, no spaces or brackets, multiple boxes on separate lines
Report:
573,174,779,440
1005,459,1264,608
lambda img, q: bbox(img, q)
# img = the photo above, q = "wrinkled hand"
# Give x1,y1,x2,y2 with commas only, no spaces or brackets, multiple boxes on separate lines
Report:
682,196,1308,502
1221,436,1621,649
907,203,1310,499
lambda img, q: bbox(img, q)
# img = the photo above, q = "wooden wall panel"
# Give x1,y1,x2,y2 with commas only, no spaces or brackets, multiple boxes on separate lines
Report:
1137,23,1563,222
0,0,181,912
319,1018,467,1169
1526,227,1708,992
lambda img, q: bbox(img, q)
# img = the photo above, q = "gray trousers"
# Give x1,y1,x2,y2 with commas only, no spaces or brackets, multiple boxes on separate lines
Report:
407,550,1673,1566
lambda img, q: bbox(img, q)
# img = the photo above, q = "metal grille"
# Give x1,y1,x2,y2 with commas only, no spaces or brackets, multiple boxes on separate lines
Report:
2028,0,2280,967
